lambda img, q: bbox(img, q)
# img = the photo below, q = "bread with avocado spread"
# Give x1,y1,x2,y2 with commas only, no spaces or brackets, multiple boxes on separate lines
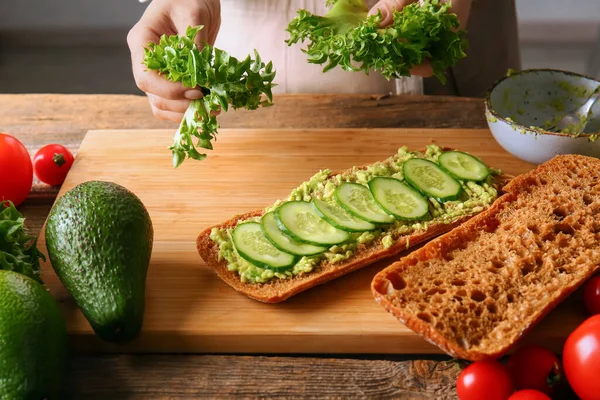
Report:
196,145,511,303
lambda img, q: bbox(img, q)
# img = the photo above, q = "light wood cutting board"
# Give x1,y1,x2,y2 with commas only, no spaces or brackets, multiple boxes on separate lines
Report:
37,128,590,354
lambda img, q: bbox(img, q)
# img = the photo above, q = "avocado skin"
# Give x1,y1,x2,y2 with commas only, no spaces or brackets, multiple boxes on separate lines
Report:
0,270,67,400
45,180,153,342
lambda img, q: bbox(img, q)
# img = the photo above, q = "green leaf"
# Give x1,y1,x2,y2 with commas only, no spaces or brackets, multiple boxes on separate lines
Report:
0,201,45,283
143,26,277,167
285,0,467,82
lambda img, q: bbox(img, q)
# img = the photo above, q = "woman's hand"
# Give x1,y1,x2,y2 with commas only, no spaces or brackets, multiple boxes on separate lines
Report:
127,0,221,122
368,0,472,78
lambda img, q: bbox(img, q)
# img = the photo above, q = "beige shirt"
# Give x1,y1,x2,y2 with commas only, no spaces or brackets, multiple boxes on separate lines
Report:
215,0,423,95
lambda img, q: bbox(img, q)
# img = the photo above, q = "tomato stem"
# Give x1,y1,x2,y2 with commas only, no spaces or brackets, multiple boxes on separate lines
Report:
546,361,562,388
52,153,66,167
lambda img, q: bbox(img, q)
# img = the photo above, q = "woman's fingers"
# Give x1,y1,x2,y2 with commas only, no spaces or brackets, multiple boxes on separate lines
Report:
154,109,185,122
149,102,185,122
147,93,187,121
127,24,201,100
126,0,211,100
147,93,193,113
368,0,415,27
169,0,221,47
127,0,221,122
368,1,435,78
370,0,472,30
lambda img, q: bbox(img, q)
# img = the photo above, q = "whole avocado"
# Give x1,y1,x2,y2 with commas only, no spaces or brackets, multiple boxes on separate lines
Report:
45,180,153,342
0,270,67,400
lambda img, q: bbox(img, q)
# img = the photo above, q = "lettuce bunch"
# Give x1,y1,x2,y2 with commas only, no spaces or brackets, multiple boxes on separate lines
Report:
286,0,467,84
143,26,277,167
0,202,44,283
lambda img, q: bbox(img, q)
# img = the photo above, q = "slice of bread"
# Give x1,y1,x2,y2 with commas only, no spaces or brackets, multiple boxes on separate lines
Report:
371,154,600,361
196,148,511,303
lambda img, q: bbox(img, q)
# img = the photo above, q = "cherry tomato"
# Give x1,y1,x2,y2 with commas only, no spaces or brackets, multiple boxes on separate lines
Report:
507,345,562,394
563,315,600,400
584,275,600,316
507,389,551,400
33,144,74,186
0,133,32,207
456,360,514,400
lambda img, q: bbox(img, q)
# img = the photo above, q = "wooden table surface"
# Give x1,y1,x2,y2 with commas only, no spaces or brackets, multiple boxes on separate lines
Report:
0,93,519,399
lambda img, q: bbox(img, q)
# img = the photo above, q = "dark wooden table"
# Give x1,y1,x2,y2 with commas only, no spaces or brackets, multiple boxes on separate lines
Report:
4,93,490,399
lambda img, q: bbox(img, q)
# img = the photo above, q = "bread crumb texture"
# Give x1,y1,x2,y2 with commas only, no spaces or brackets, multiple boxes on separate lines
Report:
372,154,600,360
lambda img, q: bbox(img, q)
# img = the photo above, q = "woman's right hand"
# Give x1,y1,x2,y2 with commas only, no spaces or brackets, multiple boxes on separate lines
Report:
127,0,221,122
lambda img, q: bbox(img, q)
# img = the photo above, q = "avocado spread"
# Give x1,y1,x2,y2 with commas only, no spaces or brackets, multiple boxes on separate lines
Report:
499,74,598,137
209,145,500,284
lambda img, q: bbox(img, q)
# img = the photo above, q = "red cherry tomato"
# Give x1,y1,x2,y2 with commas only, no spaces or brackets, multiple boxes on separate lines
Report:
584,275,600,316
33,144,74,186
0,133,33,207
507,345,562,394
456,360,514,400
563,315,600,400
507,389,551,400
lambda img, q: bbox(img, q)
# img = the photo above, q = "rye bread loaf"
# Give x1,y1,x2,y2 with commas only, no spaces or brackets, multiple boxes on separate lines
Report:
371,154,600,361
196,148,511,303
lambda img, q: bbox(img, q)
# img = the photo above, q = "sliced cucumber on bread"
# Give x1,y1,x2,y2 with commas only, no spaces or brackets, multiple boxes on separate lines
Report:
261,212,327,256
368,177,429,220
275,201,350,246
232,222,298,271
335,182,395,224
312,198,376,232
403,158,462,201
438,151,490,182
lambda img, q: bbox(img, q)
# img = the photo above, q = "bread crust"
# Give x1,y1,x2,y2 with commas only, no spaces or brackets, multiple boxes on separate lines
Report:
371,154,600,361
196,150,511,303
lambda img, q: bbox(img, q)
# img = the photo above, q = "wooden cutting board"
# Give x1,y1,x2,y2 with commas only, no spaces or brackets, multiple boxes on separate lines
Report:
37,128,589,354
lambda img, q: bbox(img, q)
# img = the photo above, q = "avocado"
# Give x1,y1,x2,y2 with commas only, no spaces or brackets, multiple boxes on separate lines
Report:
45,180,153,342
0,270,67,399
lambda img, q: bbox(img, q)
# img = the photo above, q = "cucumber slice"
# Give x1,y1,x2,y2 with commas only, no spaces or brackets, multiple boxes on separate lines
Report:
312,198,376,232
438,151,490,182
275,201,350,246
261,212,327,256
334,182,394,224
232,222,298,271
403,158,462,201
368,177,429,220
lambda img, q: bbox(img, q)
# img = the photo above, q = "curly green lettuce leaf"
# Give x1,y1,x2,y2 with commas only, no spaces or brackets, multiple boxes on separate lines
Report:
286,0,467,84
143,26,277,167
0,201,44,283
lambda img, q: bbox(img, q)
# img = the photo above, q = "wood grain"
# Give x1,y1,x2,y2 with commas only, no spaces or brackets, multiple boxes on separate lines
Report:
36,128,588,356
67,355,462,399
1,94,486,144
66,354,581,399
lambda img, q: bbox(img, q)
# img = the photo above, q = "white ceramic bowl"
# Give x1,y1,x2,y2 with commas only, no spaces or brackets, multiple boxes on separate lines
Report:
485,69,600,165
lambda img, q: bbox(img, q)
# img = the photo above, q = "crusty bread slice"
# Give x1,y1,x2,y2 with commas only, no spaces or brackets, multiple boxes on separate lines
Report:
371,154,600,361
196,150,511,303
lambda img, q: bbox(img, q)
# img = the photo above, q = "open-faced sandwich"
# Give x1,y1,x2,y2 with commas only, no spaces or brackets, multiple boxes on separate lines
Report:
197,144,511,303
